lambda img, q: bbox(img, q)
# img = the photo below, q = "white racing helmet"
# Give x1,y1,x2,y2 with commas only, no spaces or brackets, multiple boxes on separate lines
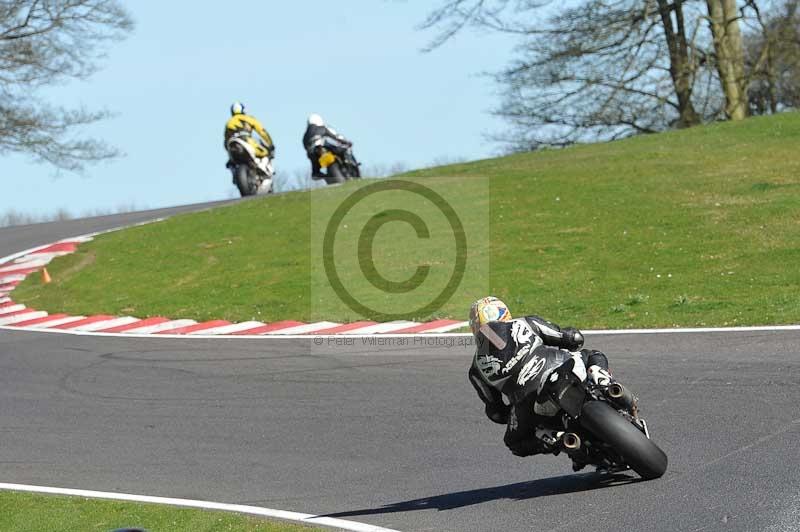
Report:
231,101,246,116
308,113,325,127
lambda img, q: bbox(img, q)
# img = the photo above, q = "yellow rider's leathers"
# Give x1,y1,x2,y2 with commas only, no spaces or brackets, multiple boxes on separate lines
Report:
224,114,275,159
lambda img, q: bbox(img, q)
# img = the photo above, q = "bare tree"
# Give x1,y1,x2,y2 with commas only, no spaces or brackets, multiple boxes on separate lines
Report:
705,0,749,119
422,0,720,150
743,0,800,113
658,0,703,127
0,0,133,172
422,0,774,149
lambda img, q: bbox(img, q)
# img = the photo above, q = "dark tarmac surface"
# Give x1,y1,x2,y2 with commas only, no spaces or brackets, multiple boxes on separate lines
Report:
0,198,237,259
2,206,800,531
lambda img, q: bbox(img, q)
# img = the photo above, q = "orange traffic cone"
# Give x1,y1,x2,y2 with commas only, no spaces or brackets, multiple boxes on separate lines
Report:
41,267,52,284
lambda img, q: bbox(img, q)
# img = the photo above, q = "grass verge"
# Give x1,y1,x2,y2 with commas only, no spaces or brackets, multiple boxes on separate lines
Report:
12,112,800,328
0,491,325,532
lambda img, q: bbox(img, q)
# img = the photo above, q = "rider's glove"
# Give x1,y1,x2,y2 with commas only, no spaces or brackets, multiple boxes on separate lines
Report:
561,327,584,350
587,365,613,386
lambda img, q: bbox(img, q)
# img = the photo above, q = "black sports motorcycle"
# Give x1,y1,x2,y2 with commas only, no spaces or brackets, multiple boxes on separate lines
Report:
314,145,360,185
521,353,668,480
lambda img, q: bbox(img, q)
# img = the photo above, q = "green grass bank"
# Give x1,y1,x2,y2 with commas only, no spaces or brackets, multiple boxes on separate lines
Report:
0,491,324,532
13,112,800,328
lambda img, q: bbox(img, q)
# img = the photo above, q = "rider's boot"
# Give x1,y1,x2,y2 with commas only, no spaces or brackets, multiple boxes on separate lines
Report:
587,365,613,386
535,428,588,470
587,365,639,416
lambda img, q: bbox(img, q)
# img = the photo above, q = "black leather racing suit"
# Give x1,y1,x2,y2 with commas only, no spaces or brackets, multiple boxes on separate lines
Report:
468,316,609,457
302,123,351,177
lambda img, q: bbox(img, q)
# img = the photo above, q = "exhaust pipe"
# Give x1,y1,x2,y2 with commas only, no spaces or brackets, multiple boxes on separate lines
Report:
607,383,638,412
608,382,626,399
562,432,581,450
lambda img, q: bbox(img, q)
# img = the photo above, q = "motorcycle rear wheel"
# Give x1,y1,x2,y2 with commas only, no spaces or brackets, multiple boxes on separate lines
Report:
325,162,346,184
578,400,668,480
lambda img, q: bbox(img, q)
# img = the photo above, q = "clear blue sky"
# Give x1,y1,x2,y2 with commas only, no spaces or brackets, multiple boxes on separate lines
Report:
2,1,515,217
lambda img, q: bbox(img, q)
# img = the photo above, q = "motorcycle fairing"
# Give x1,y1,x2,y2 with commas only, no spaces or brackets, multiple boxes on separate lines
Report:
227,137,274,178
319,151,336,168
543,358,588,418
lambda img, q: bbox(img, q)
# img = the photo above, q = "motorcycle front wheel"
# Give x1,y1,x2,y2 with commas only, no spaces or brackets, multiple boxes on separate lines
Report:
235,166,257,197
578,400,668,480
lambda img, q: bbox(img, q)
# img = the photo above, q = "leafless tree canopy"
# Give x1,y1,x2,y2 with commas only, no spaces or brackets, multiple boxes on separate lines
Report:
422,0,759,151
0,0,133,171
743,0,800,113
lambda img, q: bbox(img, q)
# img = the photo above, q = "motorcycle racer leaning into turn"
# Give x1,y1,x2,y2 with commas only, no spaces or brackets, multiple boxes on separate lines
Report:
302,113,352,178
224,102,276,167
468,296,615,457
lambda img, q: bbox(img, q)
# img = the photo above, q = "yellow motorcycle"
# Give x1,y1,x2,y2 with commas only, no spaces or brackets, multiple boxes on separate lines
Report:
226,136,274,197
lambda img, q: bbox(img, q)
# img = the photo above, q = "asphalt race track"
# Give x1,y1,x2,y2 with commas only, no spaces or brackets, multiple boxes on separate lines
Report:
0,199,238,260
2,206,800,531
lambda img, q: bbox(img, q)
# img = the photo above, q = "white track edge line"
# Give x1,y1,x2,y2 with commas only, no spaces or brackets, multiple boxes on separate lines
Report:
0,483,399,532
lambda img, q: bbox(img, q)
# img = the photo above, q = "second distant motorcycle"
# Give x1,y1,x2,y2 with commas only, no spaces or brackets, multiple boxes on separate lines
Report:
303,113,360,185
317,143,360,183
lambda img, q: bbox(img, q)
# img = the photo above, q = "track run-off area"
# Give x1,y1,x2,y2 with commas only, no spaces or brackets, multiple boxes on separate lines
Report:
2,205,800,531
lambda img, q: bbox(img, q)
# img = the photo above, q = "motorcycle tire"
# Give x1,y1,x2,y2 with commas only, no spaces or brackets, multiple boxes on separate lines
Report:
325,162,346,184
235,166,257,197
578,400,668,480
